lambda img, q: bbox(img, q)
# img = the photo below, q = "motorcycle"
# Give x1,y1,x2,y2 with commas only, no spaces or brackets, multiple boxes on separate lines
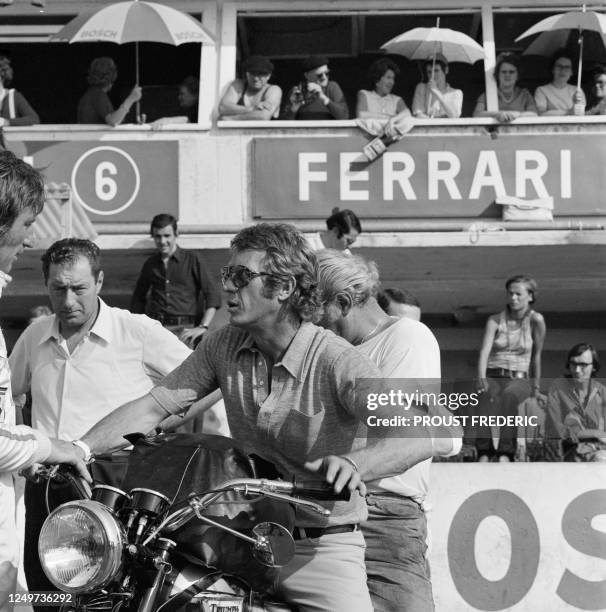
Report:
35,432,349,612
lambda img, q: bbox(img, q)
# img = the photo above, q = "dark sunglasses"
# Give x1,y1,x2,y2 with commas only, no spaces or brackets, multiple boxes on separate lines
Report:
314,70,330,78
221,265,272,289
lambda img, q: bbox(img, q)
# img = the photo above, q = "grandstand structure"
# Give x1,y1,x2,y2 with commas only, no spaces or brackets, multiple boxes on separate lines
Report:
0,0,604,374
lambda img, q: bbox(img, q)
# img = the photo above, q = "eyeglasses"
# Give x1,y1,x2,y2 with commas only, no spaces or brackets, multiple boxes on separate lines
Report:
313,70,330,79
569,361,593,369
554,63,572,70
221,265,272,289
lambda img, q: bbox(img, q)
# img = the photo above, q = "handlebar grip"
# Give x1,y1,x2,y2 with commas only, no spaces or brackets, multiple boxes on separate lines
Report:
292,481,351,502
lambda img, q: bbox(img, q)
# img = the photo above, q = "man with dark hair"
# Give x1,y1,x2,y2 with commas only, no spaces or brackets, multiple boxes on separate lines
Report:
131,213,221,348
10,237,192,604
0,152,88,611
377,287,422,321
79,222,433,612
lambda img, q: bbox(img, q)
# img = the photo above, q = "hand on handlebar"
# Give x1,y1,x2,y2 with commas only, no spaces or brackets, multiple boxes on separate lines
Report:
45,439,92,483
304,455,366,497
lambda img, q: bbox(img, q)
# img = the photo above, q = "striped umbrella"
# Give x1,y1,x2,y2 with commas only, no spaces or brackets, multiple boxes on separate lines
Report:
50,0,214,119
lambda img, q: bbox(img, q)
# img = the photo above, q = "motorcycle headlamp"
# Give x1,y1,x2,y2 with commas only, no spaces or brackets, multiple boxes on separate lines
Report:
39,500,125,593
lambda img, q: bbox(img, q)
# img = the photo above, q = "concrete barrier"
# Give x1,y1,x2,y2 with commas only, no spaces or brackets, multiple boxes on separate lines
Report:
428,464,606,611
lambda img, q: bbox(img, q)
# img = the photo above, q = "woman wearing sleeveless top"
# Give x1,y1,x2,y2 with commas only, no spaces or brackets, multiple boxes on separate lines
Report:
0,53,39,127
475,275,546,461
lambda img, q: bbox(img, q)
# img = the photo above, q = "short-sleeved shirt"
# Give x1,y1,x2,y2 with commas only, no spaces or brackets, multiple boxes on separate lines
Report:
412,82,463,118
474,88,537,114
9,299,192,440
150,322,382,527
77,85,113,124
131,247,222,320
534,83,586,114
357,89,406,119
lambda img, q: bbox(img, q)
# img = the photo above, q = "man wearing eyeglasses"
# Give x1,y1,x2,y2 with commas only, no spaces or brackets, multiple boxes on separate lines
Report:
283,55,349,120
78,222,433,612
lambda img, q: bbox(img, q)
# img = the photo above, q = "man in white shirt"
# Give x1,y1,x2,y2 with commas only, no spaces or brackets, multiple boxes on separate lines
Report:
0,151,88,612
9,238,192,605
317,249,462,612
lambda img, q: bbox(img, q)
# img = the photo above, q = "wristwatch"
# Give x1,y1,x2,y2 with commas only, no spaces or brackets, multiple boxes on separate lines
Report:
72,439,94,463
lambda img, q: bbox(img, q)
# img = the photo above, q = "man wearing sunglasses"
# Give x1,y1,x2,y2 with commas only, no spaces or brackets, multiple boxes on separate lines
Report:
283,55,349,120
79,222,433,612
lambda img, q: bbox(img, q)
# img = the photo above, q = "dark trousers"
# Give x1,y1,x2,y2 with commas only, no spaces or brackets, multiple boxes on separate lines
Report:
24,454,129,612
475,377,531,459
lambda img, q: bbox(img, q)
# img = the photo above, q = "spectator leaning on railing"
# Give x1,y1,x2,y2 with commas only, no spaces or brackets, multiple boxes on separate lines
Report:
218,55,282,121
77,57,142,127
0,52,39,127
585,65,606,115
282,55,349,120
412,54,462,119
151,76,200,129
356,57,410,120
473,53,537,122
534,49,585,116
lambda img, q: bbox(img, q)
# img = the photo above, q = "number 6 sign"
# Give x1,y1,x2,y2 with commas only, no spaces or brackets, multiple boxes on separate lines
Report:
71,146,141,216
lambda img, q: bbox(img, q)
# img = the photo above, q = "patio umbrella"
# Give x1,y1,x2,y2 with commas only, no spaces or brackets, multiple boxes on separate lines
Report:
50,0,214,120
381,25,485,65
515,7,606,89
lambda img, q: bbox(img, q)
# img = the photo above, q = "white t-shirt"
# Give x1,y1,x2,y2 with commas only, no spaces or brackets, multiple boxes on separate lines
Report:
358,317,443,502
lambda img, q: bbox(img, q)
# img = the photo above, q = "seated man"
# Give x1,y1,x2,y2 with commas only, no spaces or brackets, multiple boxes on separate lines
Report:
545,343,606,462
282,55,349,120
78,223,434,612
218,55,282,121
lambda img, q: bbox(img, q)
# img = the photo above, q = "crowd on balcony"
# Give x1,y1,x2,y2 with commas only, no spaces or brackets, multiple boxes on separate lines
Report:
3,47,606,127
214,51,606,123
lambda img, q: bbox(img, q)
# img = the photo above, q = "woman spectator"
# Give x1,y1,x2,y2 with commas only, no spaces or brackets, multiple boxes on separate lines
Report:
585,65,606,115
356,58,410,120
412,54,462,118
177,76,199,123
77,57,142,126
282,55,348,120
545,343,606,462
473,53,537,122
0,53,39,126
534,50,585,116
306,207,362,253
475,275,546,462
218,55,282,121
151,76,200,128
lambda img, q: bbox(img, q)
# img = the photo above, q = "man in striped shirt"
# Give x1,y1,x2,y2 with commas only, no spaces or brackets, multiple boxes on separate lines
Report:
0,150,88,612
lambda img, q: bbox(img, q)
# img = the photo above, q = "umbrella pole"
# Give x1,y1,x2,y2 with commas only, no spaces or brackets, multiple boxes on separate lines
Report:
428,16,440,117
577,31,583,90
135,41,141,123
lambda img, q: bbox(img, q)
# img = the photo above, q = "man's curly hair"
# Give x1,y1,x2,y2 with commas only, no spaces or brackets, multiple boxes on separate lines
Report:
230,223,321,323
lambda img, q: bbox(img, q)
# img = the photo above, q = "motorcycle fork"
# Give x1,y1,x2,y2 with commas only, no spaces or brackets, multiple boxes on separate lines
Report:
137,540,175,612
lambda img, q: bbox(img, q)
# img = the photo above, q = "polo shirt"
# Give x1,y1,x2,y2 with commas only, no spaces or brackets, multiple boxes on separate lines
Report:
150,322,383,527
9,299,192,440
